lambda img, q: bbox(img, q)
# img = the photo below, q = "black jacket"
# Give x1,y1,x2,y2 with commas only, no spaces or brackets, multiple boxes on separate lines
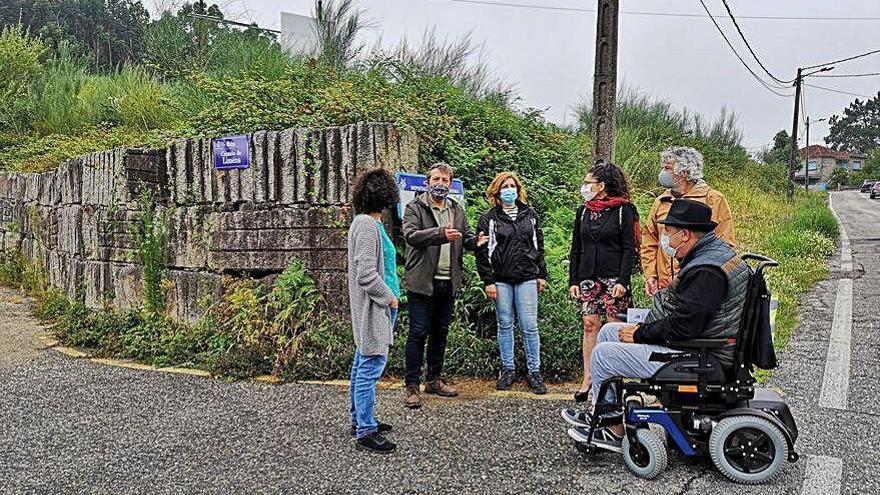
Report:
568,204,636,288
475,204,547,285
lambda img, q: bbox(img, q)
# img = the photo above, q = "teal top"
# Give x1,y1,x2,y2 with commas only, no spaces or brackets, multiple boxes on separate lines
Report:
377,220,400,297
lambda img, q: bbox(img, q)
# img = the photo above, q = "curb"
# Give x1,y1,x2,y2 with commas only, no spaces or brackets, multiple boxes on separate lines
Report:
42,335,574,402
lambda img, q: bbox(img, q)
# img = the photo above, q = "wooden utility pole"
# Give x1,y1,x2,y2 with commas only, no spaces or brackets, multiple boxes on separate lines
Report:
590,0,620,166
786,68,802,200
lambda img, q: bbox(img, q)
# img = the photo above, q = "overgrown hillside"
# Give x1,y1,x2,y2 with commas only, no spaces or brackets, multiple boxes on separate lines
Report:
0,4,837,381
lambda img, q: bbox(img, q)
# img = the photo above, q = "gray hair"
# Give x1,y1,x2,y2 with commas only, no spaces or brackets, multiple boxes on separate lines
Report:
660,146,704,182
427,161,454,179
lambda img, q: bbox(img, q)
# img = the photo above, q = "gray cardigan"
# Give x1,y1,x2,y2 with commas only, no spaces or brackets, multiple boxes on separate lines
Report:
348,214,395,356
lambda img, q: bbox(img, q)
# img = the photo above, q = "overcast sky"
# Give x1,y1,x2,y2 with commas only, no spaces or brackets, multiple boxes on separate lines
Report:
147,0,880,150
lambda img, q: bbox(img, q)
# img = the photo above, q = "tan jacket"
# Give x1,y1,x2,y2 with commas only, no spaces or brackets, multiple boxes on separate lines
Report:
640,181,735,288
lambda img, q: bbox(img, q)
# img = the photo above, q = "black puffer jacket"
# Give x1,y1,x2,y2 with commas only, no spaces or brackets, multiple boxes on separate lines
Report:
475,204,547,286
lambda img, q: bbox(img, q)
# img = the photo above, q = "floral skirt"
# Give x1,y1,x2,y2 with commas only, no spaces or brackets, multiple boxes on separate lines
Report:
578,277,632,318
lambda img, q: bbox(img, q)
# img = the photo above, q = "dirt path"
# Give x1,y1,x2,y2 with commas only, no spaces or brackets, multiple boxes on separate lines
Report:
0,285,46,369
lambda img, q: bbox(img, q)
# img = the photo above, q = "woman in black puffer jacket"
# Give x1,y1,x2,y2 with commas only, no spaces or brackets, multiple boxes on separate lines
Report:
476,171,548,395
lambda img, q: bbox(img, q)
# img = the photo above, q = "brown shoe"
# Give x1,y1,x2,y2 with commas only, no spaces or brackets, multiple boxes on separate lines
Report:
424,378,458,397
404,384,422,409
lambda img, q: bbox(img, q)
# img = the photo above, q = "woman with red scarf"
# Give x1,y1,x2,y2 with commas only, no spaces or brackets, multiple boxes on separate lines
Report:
568,161,639,402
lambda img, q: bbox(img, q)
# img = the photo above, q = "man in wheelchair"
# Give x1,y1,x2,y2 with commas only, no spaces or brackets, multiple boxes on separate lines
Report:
561,199,799,483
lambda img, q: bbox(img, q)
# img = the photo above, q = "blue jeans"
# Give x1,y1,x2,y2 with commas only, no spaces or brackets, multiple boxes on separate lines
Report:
495,280,541,374
349,350,388,439
590,322,673,407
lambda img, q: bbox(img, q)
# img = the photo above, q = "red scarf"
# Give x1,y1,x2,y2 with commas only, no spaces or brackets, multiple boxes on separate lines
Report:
584,195,630,213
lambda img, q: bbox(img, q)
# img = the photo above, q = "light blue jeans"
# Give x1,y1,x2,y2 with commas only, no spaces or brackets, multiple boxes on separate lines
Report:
495,280,541,374
349,350,388,439
590,322,674,407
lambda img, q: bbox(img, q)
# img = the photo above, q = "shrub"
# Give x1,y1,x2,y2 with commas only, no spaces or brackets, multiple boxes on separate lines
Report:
0,24,46,132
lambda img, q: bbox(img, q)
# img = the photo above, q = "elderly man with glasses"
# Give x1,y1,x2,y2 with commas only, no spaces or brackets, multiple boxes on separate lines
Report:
641,146,736,297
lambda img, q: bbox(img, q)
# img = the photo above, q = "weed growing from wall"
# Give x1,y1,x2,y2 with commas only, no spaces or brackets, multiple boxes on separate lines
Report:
133,188,171,319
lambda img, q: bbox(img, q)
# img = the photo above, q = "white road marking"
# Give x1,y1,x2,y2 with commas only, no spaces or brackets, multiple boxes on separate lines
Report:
819,195,852,410
800,455,843,495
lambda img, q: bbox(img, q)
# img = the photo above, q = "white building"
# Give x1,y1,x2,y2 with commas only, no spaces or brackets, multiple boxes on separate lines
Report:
279,12,318,56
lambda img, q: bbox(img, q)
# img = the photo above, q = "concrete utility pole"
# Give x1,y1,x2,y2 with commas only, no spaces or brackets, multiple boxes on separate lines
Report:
590,0,620,166
803,116,827,192
786,68,802,200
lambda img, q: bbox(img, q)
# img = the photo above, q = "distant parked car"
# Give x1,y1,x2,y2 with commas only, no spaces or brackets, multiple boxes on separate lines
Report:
871,182,880,199
861,179,877,193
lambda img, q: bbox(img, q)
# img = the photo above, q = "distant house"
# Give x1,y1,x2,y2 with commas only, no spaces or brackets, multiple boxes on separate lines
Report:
279,12,318,56
795,145,868,189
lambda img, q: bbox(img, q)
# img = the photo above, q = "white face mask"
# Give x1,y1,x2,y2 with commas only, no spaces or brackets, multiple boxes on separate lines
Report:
581,183,596,202
660,234,676,257
661,231,684,257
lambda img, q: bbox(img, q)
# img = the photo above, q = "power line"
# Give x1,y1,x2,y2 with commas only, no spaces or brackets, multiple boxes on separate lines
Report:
802,48,880,70
696,0,793,97
429,0,880,20
811,72,880,78
719,0,794,84
803,83,873,99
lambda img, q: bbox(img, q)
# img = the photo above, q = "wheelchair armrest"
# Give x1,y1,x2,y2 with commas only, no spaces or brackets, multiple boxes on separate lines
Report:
668,338,733,350
649,351,687,363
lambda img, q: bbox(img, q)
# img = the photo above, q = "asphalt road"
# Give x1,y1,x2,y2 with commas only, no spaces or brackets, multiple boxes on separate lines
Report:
0,190,876,494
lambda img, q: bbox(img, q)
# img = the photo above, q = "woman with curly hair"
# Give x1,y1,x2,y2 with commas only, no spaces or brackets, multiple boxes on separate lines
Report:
475,171,548,394
347,167,400,454
568,161,639,402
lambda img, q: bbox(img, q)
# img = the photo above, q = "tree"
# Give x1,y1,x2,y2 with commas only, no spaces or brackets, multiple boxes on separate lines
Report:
824,91,880,153
758,129,790,164
0,24,47,132
0,0,150,72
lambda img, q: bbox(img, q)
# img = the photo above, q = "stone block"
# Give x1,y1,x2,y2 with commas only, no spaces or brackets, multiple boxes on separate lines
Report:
112,263,143,311
168,207,211,269
216,207,350,231
266,131,281,202
166,270,222,322
82,260,114,308
278,128,298,204
252,131,269,203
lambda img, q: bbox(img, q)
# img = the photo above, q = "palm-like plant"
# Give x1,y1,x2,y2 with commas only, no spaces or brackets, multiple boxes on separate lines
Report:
312,0,371,69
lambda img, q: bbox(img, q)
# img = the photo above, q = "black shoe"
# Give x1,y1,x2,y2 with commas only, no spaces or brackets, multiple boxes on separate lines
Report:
350,422,393,437
355,432,396,454
526,371,547,395
496,369,517,390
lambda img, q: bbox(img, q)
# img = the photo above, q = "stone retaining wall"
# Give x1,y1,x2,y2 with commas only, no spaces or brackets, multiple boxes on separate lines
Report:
0,123,418,321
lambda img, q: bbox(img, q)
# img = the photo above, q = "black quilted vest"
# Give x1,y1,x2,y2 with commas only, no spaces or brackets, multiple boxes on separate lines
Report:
646,231,750,367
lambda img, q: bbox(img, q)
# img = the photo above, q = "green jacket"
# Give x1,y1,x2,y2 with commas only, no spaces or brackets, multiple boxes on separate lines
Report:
402,194,477,296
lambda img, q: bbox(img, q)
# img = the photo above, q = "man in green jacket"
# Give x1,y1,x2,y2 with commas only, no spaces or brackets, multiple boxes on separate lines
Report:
402,162,485,408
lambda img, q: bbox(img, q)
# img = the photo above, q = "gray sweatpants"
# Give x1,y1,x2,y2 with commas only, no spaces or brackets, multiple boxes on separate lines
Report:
590,322,676,407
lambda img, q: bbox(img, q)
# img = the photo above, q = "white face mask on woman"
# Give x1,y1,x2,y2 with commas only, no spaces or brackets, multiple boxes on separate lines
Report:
581,183,596,202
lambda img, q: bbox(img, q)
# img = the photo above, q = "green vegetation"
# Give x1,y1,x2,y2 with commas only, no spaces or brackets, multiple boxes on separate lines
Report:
0,1,840,381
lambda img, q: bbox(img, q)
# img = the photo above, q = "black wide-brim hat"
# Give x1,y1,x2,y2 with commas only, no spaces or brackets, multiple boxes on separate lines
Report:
658,198,718,231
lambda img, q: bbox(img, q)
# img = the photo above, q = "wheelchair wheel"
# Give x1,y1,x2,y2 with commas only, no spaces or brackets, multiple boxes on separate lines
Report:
709,415,788,484
622,428,668,479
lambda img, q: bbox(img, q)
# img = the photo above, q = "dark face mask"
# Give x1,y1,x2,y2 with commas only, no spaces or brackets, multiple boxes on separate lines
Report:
428,184,450,200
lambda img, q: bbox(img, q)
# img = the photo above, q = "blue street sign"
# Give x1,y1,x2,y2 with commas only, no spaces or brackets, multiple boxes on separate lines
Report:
213,135,250,170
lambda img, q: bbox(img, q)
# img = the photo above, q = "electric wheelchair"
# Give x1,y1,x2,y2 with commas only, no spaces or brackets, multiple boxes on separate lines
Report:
566,254,799,484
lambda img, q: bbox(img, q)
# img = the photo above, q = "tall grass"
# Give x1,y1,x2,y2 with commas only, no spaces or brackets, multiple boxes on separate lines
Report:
375,27,511,98
31,57,175,135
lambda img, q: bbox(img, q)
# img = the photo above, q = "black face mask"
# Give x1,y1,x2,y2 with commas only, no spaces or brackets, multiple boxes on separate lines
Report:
428,184,450,201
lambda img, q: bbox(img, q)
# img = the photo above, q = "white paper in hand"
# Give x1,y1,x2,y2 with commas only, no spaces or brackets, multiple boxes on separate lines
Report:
627,308,650,324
